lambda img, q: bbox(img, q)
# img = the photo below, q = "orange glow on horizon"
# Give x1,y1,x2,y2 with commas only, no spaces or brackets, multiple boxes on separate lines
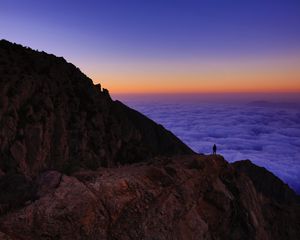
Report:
80,54,300,95
90,69,300,94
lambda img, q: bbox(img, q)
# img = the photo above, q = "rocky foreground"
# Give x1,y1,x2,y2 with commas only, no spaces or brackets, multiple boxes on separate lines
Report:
0,40,299,239
0,155,299,240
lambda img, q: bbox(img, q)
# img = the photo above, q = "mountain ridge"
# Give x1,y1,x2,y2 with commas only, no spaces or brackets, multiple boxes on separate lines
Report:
0,39,193,177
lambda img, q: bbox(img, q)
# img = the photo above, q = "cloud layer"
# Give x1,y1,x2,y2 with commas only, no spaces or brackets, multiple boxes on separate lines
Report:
123,99,300,194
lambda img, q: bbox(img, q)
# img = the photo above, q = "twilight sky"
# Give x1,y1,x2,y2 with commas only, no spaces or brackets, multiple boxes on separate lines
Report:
1,0,300,93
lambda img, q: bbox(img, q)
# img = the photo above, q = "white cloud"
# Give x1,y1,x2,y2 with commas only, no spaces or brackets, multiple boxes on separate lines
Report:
124,99,300,194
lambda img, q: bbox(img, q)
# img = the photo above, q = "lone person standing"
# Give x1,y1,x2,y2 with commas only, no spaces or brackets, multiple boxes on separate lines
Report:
213,144,217,155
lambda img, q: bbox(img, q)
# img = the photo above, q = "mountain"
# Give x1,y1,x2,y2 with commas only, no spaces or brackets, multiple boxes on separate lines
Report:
247,100,298,108
0,40,299,240
0,39,193,177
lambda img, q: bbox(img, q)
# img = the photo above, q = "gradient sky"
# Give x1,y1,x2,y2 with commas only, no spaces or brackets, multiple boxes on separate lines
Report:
1,0,300,93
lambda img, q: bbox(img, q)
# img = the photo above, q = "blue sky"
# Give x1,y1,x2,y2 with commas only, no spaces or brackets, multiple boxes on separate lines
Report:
2,0,300,57
1,0,300,93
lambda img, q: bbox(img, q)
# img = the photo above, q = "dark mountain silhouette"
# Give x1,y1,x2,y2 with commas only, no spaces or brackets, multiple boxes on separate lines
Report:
0,39,193,176
247,100,298,108
0,40,299,240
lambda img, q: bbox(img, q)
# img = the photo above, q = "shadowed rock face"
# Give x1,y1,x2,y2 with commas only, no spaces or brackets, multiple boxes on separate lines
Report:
0,40,299,240
0,39,193,177
232,160,300,204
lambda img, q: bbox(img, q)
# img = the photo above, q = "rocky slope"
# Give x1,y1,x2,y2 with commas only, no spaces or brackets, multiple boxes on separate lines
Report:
0,40,299,240
0,39,192,177
232,160,300,204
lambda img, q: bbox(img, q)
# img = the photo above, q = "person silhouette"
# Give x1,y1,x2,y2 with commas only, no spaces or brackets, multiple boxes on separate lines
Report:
213,144,217,155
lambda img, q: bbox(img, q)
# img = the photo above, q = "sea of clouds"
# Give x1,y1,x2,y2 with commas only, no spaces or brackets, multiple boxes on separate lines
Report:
117,95,300,194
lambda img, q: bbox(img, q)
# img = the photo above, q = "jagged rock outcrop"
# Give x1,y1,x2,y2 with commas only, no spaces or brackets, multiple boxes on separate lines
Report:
0,39,193,178
0,40,299,240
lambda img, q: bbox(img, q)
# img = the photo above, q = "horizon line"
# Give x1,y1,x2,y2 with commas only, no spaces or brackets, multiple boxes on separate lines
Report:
111,91,300,95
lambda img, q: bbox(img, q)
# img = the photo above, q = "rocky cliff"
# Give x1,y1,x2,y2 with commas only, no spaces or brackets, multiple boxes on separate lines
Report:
0,40,299,240
0,39,192,177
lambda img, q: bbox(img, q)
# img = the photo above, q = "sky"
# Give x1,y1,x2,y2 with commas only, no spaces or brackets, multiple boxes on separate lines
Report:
1,0,300,94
